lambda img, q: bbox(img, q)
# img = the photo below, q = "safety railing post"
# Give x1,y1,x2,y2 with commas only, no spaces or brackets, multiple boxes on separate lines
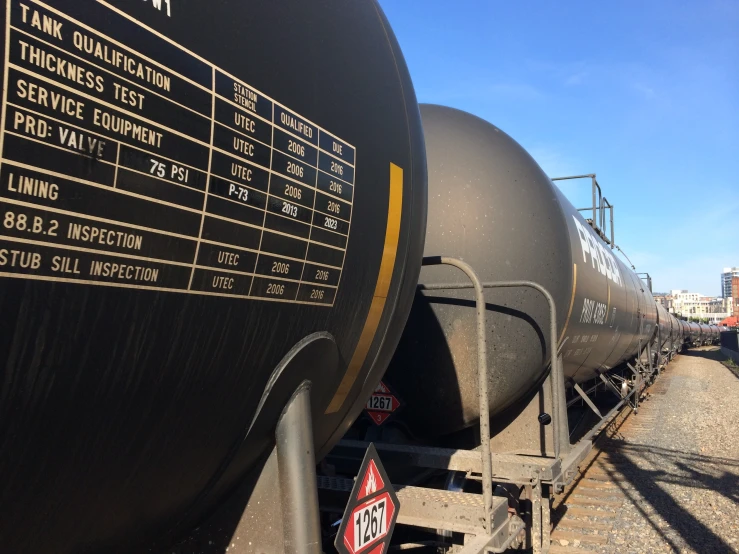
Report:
421,256,493,533
419,264,569,464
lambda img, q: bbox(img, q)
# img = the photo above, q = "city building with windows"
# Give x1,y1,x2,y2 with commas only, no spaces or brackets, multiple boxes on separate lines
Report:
653,293,674,312
668,290,732,324
721,267,739,298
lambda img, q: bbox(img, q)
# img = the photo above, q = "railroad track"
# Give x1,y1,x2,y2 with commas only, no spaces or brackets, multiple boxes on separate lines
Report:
546,371,673,553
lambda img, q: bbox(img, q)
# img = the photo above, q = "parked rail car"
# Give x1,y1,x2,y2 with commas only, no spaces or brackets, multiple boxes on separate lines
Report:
322,106,717,553
381,105,714,445
0,2,719,551
0,1,427,552
384,105,660,439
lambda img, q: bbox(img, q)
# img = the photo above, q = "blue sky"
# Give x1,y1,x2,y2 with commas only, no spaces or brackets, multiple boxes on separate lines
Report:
378,0,739,296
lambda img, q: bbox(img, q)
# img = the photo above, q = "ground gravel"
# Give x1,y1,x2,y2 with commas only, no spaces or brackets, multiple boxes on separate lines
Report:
570,347,739,553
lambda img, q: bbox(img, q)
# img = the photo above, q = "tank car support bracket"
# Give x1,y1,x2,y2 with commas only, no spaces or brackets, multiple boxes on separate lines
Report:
573,382,603,418
542,483,551,551
530,480,541,553
627,363,644,412
457,515,525,554
276,382,323,554
527,478,551,554
598,373,624,399
554,354,571,458
645,339,655,381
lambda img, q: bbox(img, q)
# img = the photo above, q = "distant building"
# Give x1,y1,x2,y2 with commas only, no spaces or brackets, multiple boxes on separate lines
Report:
722,267,739,298
669,289,732,324
653,294,674,312
733,277,739,318
720,316,739,329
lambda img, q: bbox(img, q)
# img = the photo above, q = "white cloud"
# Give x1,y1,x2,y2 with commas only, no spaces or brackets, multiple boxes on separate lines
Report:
631,83,657,99
564,72,588,86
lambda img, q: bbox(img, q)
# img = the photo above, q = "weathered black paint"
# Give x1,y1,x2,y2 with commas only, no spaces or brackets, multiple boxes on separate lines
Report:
386,105,659,439
0,1,426,552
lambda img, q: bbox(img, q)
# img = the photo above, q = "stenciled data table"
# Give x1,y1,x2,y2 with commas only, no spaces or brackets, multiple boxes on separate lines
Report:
0,0,357,306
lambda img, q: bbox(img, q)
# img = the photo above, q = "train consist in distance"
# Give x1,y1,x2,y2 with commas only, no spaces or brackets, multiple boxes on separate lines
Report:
0,1,721,553
382,104,721,442
320,105,721,554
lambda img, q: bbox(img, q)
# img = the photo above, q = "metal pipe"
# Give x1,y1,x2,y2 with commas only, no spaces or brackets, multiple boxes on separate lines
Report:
566,381,601,407
420,256,493,532
419,278,565,458
599,373,624,399
609,204,614,249
592,178,597,225
637,273,653,294
600,197,614,248
275,382,322,554
552,175,606,238
633,333,643,412
615,244,636,270
582,384,638,442
592,177,602,227
599,197,606,230
573,383,602,418
551,174,595,181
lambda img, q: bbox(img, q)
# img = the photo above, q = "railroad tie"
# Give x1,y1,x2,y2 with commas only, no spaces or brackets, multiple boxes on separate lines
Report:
556,519,613,532
551,529,609,545
550,547,599,554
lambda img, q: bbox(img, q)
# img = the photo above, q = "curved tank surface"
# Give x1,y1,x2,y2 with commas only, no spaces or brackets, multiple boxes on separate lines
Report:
385,105,655,439
698,324,708,344
0,1,427,552
688,322,701,343
669,314,682,351
655,303,672,351
679,319,689,345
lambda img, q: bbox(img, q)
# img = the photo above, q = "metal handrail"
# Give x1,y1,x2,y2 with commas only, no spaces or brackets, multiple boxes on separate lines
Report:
552,174,599,228
636,272,653,293
553,174,615,249
419,257,568,524
601,197,614,247
419,256,493,533
615,244,636,270
593,179,603,229
420,278,566,457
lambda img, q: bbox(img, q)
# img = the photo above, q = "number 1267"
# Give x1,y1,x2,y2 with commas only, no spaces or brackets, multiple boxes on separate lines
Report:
353,498,387,550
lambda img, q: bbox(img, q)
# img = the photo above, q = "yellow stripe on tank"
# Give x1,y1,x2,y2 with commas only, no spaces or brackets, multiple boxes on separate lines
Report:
325,163,404,414
559,263,578,344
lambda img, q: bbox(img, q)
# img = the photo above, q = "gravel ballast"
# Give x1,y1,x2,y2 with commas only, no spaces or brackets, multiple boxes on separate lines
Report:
550,346,739,554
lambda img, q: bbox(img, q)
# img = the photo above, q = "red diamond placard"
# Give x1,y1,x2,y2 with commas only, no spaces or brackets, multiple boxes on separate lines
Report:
335,444,399,554
365,381,402,426
342,492,396,554
356,459,385,502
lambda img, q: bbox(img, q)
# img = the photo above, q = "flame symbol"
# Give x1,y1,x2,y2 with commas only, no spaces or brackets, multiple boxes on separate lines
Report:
365,467,378,496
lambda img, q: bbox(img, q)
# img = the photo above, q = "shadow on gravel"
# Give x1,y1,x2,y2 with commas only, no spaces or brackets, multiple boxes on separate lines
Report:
682,347,725,362
683,347,739,380
601,440,738,553
614,443,739,503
